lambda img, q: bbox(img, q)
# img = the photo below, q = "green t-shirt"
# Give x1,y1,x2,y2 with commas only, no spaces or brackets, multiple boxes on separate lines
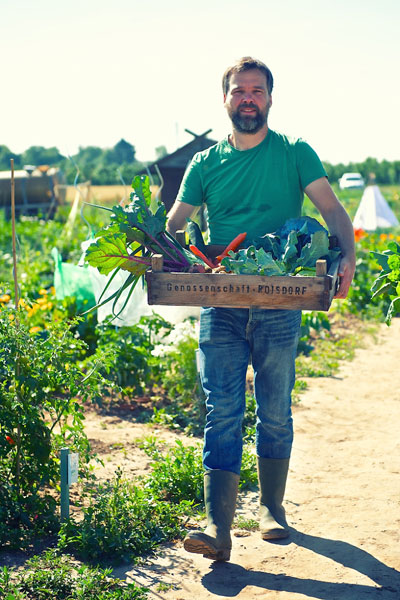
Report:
176,129,327,245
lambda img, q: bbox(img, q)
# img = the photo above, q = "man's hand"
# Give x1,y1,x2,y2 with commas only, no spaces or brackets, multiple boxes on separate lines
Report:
335,254,356,299
304,177,356,300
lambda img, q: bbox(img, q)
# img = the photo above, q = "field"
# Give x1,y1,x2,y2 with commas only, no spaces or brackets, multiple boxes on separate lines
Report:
0,184,400,599
65,184,160,206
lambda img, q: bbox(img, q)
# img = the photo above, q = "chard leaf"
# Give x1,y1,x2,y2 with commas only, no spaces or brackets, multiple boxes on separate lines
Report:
131,174,152,207
85,233,134,275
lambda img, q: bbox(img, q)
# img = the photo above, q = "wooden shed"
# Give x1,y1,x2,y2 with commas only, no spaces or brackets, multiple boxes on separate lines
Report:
145,129,217,213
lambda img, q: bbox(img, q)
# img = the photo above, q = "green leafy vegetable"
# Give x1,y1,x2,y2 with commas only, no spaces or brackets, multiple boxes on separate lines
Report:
222,218,341,276
84,175,204,316
186,219,207,254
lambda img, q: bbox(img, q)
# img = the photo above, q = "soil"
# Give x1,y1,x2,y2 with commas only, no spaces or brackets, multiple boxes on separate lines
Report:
2,319,400,599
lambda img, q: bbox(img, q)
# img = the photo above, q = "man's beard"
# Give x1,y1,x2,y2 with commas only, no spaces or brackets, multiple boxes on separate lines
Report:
229,104,268,134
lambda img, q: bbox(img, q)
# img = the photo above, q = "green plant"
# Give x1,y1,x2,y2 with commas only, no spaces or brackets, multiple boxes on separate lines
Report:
371,240,400,324
0,549,148,599
154,320,205,435
221,217,341,275
337,232,393,320
295,318,364,379
234,516,259,530
58,468,193,564
0,309,104,549
85,175,204,315
83,313,173,400
141,440,204,504
297,311,331,355
156,582,176,592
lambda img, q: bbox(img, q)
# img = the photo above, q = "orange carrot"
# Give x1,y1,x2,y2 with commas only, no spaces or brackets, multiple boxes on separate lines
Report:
189,245,217,269
216,232,247,262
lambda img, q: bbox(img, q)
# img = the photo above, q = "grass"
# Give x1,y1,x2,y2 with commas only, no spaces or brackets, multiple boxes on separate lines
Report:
295,311,378,384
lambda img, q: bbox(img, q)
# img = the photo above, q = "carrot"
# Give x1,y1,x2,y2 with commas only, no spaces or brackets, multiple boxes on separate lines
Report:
189,245,217,269
216,232,247,262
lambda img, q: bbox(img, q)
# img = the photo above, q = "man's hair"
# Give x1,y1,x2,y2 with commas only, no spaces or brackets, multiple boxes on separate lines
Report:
222,57,274,95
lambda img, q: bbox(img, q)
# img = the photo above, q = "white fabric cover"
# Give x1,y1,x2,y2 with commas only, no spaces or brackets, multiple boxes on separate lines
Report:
80,240,199,326
353,185,399,231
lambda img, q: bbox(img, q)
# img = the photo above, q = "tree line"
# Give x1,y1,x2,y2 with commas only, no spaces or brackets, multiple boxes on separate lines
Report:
0,139,152,186
1,140,400,186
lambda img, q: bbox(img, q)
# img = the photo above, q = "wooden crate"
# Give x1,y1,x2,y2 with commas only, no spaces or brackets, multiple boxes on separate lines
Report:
145,255,341,311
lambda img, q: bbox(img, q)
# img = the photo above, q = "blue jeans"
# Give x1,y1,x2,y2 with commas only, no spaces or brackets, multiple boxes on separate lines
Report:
198,307,301,475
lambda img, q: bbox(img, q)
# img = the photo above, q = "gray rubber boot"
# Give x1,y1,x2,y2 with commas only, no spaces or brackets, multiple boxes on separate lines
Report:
183,469,239,561
257,457,290,540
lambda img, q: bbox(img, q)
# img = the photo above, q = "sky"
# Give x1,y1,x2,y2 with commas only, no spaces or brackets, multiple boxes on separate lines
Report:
1,0,400,165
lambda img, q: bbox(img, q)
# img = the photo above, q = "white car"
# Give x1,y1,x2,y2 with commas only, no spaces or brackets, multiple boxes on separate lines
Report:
338,172,365,190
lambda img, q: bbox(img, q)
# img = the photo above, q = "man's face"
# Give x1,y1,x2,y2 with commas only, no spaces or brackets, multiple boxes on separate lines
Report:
224,69,272,134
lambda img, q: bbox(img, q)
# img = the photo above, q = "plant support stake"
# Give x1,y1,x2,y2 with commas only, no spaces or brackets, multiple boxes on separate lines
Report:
60,448,70,521
60,448,79,521
10,159,19,308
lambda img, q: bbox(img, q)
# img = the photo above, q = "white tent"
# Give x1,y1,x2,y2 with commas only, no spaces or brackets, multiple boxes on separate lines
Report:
353,185,399,231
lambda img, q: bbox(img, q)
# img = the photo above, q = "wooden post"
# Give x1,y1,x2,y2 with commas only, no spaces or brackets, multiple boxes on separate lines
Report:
176,229,186,247
151,254,164,272
316,259,327,276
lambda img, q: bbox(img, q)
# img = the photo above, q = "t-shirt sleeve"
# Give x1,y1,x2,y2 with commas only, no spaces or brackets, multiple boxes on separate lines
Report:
295,139,327,190
176,153,204,206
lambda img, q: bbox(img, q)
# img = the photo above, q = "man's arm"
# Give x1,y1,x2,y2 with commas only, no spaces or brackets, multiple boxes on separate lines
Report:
304,177,356,299
166,201,198,237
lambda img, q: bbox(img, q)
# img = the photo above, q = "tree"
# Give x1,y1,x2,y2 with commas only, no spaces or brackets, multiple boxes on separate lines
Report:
0,145,21,170
21,146,64,167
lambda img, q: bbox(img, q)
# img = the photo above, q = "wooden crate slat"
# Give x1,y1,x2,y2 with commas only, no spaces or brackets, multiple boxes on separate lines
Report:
145,256,340,311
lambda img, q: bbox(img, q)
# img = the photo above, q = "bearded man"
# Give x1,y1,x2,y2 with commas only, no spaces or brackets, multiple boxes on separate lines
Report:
167,57,355,562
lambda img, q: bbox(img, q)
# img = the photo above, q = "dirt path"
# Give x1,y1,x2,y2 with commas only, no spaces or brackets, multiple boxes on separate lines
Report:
113,319,400,599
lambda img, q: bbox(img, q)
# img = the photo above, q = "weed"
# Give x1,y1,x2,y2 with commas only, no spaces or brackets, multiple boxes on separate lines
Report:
234,516,259,531
142,440,204,504
58,467,193,564
0,549,148,599
156,582,176,592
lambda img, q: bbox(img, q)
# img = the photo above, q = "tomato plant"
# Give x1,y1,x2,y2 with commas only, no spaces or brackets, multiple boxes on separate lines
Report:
0,308,104,548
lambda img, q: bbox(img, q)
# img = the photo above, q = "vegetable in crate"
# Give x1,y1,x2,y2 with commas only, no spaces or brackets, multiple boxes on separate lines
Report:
221,216,341,276
84,175,209,314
